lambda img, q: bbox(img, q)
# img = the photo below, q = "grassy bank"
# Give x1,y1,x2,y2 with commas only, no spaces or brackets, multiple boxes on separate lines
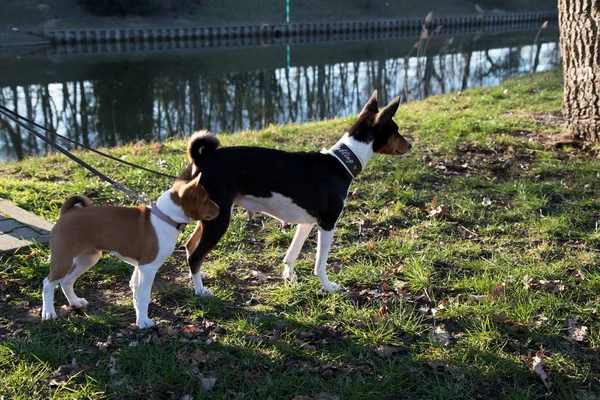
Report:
1,69,599,398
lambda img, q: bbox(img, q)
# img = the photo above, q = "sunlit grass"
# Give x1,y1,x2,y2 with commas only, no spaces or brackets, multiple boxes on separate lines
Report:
1,70,599,398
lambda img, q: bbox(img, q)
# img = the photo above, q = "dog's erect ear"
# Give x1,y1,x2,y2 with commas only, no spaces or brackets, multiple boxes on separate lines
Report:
375,96,400,125
179,173,202,197
360,90,379,115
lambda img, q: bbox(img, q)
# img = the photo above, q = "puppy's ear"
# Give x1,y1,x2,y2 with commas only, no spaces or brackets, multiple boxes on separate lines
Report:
179,173,202,197
360,90,379,115
375,96,400,124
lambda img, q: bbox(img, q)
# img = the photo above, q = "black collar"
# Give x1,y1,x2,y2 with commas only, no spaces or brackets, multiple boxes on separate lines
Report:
329,143,363,179
149,203,188,231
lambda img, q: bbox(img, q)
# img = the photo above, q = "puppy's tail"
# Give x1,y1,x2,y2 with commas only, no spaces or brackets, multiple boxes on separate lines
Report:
59,195,92,216
187,130,220,165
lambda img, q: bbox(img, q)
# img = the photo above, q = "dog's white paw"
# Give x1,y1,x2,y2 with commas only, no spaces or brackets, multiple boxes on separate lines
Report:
322,282,341,293
195,288,214,297
42,310,58,320
136,318,156,329
69,297,89,309
282,268,298,282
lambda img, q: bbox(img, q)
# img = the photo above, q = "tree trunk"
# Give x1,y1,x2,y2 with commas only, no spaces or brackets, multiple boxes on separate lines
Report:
559,0,600,142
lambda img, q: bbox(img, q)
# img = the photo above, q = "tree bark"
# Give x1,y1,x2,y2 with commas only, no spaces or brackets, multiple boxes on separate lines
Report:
559,0,600,142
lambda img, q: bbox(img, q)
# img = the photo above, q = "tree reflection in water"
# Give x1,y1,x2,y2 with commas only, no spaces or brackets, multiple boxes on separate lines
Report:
0,30,560,160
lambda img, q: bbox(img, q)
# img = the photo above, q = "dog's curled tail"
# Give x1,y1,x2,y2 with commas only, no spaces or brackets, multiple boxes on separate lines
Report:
187,130,220,164
60,195,92,216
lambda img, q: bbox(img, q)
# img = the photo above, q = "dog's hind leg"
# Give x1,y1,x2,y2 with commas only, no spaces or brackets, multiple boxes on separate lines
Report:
188,205,232,296
282,223,314,282
314,226,341,292
60,250,101,308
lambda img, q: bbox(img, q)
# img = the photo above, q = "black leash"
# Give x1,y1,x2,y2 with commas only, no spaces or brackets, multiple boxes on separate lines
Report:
0,105,177,180
0,109,152,205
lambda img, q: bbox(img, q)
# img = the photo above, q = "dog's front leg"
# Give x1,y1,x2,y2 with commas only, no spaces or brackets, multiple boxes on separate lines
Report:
315,226,341,292
282,223,314,282
134,263,161,328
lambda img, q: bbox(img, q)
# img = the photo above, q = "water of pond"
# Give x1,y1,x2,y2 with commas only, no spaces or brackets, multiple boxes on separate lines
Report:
0,26,560,160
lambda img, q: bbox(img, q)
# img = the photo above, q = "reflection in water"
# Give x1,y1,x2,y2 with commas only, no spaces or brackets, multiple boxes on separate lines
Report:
0,30,560,160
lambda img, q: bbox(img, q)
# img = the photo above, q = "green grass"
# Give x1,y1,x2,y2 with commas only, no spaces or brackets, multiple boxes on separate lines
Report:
1,69,599,398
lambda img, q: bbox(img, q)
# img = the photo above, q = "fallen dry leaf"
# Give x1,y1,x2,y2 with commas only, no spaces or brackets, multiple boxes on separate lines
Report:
523,274,532,290
567,318,588,342
430,326,450,347
109,356,119,376
525,349,551,389
427,196,449,218
428,359,448,370
489,283,506,301
49,361,88,387
481,197,492,207
250,270,268,281
376,344,406,359
199,374,217,391
534,280,566,293
95,336,112,352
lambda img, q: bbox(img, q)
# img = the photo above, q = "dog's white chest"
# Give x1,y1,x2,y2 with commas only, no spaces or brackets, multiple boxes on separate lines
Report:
235,193,317,225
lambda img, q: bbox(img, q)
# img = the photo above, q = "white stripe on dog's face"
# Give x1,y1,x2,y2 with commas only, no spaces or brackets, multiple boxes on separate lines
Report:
235,193,317,225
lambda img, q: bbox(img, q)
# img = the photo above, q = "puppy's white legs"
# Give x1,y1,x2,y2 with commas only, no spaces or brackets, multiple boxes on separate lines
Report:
315,227,341,292
129,267,140,299
282,223,314,282
60,250,101,308
191,271,213,296
41,278,60,320
134,263,161,328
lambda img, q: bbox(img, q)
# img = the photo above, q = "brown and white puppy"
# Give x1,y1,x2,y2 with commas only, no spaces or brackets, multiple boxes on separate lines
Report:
41,173,219,328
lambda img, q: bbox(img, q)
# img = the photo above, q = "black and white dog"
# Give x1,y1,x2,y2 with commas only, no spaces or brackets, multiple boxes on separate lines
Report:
184,91,411,293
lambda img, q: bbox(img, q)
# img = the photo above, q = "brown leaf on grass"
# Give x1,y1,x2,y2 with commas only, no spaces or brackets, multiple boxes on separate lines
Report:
376,344,407,359
0,278,7,292
109,356,119,376
368,243,377,250
57,305,70,318
381,282,392,292
199,374,216,391
567,319,588,342
49,361,87,387
575,269,587,280
379,304,389,315
250,270,268,281
531,313,548,328
24,252,37,260
524,349,551,389
489,283,505,301
428,196,449,218
427,359,448,370
430,326,450,347
150,143,163,154
534,280,566,293
95,336,113,352
492,314,524,331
